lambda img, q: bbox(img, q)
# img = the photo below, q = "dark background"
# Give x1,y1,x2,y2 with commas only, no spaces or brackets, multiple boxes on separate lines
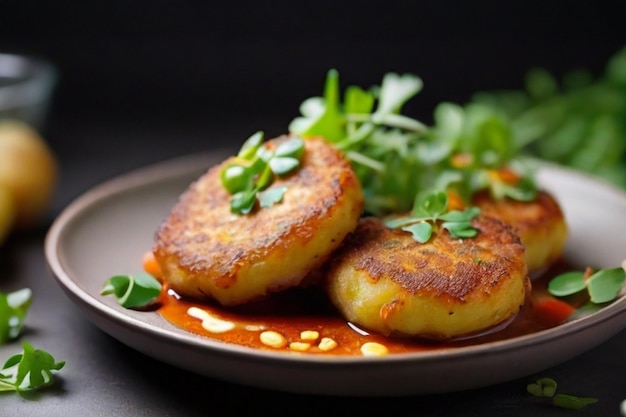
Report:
2,0,626,144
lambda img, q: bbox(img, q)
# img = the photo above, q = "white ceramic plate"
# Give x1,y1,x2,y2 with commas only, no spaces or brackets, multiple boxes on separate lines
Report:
45,151,626,397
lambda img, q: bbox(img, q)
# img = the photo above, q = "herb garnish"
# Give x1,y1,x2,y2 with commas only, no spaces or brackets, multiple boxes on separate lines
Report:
0,342,65,394
220,132,305,214
0,288,32,344
548,263,626,304
289,69,537,217
384,190,480,243
527,377,598,410
471,45,626,190
101,273,162,309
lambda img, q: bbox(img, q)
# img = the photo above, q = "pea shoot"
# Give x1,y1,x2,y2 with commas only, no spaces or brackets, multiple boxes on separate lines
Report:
0,288,32,345
0,342,65,394
289,69,538,219
527,377,598,410
220,132,305,214
384,190,480,243
471,45,626,190
548,262,626,304
101,273,162,309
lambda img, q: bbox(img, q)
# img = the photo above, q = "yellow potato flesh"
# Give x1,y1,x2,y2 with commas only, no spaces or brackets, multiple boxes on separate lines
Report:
0,120,57,230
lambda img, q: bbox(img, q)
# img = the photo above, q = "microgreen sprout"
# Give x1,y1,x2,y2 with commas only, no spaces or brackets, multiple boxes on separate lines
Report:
220,132,305,214
0,288,32,345
101,273,162,309
383,190,480,243
548,263,626,304
289,69,537,217
0,342,65,394
527,377,598,410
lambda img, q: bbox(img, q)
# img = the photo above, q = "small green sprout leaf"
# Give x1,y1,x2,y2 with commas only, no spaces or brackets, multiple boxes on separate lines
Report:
553,394,599,410
527,377,557,398
101,273,162,309
269,157,300,176
384,191,480,243
230,189,257,214
527,377,598,410
221,133,305,214
548,262,626,304
274,136,305,159
587,267,626,303
258,187,287,209
412,190,448,218
401,222,433,243
0,342,65,393
547,271,587,297
0,288,32,345
237,131,264,160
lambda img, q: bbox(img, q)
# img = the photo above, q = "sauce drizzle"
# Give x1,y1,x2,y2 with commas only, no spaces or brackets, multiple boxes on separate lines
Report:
157,260,584,356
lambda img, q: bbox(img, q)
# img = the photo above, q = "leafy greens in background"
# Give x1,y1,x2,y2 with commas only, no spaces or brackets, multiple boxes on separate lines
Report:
290,45,626,222
289,70,537,218
469,45,626,190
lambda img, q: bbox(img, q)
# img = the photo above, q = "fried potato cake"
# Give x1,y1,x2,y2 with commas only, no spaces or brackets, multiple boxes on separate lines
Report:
324,215,529,340
153,136,364,306
471,190,568,276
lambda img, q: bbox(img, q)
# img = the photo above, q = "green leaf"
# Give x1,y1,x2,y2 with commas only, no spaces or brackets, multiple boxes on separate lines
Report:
412,190,448,218
0,342,65,392
269,157,300,176
237,131,264,160
439,207,480,222
344,85,375,115
402,222,433,243
0,288,32,345
258,187,288,208
553,394,598,410
274,136,305,159
230,189,257,214
527,377,557,398
101,273,162,309
444,221,478,239
547,271,587,297
587,267,626,303
291,69,345,142
375,72,423,116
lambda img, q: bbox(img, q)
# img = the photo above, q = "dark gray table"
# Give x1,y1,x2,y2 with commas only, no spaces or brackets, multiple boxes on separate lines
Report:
1,119,624,417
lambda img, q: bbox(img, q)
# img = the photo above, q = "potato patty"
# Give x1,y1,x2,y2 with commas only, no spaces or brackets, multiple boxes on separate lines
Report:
324,215,529,340
153,136,364,306
471,190,568,275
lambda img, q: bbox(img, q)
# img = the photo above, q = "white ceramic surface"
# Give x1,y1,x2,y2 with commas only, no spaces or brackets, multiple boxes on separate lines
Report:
45,152,626,396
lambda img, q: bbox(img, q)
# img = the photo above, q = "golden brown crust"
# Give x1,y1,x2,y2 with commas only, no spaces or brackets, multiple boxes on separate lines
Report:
472,190,568,274
153,136,364,306
324,215,529,339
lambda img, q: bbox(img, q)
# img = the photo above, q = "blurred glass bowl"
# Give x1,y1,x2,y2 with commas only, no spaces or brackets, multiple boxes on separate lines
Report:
0,53,57,129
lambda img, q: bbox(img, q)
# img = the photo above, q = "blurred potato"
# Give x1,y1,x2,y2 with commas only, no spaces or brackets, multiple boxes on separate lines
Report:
0,186,15,244
0,120,57,232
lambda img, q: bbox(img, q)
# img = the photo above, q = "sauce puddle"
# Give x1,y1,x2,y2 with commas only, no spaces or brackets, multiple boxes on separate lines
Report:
157,260,585,356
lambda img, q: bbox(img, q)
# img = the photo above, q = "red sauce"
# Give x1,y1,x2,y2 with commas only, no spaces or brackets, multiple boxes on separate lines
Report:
157,260,586,355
